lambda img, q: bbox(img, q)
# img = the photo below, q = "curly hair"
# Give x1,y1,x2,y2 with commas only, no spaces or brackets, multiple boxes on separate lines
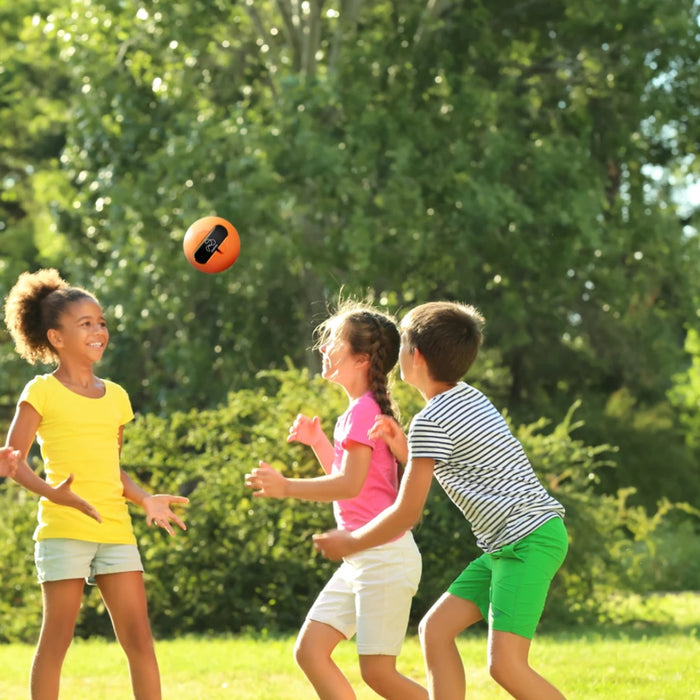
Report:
3,269,97,365
314,300,400,421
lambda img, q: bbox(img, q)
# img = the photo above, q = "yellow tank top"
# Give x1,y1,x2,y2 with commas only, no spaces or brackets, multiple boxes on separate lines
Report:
20,374,136,544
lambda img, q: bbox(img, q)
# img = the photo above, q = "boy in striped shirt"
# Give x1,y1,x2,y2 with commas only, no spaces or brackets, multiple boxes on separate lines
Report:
314,301,568,700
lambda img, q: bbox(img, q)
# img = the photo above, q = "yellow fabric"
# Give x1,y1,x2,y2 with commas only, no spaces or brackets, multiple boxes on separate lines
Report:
20,374,136,544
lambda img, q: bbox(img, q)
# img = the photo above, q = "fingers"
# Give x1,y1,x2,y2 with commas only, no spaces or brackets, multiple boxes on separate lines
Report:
368,416,390,439
151,518,174,536
170,514,187,531
287,414,316,443
287,415,303,442
146,495,189,535
312,533,336,560
244,463,267,489
148,514,183,535
84,505,102,523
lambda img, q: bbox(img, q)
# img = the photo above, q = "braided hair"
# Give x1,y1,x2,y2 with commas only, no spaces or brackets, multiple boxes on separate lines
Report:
4,268,97,365
314,300,400,420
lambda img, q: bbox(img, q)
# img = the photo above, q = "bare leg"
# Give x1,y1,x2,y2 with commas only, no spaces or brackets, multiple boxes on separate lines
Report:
488,630,565,700
418,593,483,700
30,579,85,700
358,654,428,699
294,619,355,700
97,571,161,700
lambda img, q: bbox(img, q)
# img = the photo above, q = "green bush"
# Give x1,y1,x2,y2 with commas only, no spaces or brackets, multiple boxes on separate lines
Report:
0,487,42,643
2,368,697,642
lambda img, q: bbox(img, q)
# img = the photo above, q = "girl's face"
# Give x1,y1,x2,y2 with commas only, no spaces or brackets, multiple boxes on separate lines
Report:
51,298,109,362
319,323,367,390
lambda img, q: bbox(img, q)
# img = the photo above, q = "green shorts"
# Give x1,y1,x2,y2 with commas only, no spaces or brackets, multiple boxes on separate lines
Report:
447,517,568,639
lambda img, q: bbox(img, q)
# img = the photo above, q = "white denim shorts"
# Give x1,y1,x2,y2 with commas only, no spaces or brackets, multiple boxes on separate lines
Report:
35,538,144,585
306,530,422,656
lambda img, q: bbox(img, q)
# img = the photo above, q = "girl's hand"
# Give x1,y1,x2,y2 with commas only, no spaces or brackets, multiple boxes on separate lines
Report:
287,414,324,447
0,446,20,478
50,474,102,523
368,415,408,464
143,494,189,535
244,461,288,498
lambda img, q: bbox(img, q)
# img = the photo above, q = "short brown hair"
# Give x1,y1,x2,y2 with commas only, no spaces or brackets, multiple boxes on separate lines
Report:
400,301,485,383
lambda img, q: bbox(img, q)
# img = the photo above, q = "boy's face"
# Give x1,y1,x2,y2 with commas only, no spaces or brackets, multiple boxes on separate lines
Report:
398,332,418,387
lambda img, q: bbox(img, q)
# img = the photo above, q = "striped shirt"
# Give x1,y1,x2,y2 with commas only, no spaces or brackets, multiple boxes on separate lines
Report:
409,382,564,553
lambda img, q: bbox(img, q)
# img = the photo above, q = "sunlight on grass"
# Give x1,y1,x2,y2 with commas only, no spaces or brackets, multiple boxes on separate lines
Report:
0,593,698,699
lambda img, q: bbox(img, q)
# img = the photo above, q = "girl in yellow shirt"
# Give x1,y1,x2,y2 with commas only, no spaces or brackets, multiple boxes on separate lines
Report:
4,268,188,700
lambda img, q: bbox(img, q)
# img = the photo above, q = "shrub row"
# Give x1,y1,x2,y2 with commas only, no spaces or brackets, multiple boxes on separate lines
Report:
1,367,697,642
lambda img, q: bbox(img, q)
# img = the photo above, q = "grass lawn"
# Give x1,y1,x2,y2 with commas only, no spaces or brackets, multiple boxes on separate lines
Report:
0,593,698,699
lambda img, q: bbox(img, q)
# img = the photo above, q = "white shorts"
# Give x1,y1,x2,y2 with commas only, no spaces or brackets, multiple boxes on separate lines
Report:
306,530,422,656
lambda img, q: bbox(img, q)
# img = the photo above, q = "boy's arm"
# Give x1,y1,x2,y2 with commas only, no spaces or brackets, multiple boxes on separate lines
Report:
369,415,409,465
313,456,435,559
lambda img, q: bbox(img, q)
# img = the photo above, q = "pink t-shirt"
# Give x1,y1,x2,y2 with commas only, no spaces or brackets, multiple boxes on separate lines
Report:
332,392,399,532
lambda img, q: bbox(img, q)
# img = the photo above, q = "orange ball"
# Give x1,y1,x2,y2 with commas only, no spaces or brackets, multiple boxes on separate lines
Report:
183,216,240,273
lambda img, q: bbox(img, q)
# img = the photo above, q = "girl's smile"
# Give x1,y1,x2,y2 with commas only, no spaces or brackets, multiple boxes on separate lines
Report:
54,299,109,358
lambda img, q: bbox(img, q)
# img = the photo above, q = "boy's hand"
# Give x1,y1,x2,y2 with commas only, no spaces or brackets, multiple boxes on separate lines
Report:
245,461,288,498
312,529,357,561
0,446,20,478
50,474,102,523
287,414,323,447
369,415,409,464
144,494,189,535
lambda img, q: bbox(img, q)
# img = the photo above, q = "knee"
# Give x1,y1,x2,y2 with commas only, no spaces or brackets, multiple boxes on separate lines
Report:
359,658,393,695
117,622,156,658
488,658,506,686
418,609,441,651
293,634,312,671
488,655,523,690
418,611,429,646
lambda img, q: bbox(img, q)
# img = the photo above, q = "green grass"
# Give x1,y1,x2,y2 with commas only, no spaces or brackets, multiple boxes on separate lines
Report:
1,593,698,699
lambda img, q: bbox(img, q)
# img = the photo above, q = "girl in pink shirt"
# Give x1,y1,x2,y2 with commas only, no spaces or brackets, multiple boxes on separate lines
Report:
246,301,426,700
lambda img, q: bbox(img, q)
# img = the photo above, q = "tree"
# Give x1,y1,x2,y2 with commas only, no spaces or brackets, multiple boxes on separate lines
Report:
1,0,698,506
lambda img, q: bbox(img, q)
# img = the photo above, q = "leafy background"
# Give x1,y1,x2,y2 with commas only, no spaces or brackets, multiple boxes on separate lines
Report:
1,0,699,641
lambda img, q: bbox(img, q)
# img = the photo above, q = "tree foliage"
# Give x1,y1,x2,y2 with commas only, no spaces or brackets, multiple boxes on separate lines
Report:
0,0,699,612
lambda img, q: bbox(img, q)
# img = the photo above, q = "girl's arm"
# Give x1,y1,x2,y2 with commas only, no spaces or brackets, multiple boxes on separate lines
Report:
119,427,189,535
287,414,334,473
120,473,189,536
6,402,102,522
312,456,435,559
245,440,371,502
